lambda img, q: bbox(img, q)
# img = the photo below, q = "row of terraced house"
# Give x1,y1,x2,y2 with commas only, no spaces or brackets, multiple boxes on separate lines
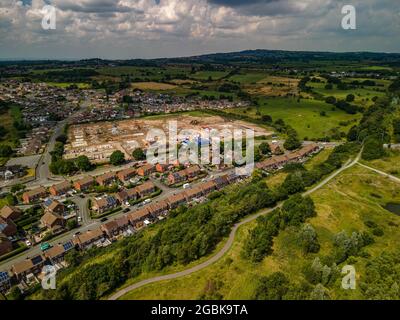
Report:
2,172,243,291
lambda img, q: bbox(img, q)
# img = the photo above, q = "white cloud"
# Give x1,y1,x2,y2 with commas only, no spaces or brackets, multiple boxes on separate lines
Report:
0,0,399,59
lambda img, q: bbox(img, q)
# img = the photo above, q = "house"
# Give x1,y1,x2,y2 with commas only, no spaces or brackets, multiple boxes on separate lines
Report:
0,217,17,237
22,186,47,204
0,271,11,293
11,255,45,282
72,228,104,250
115,188,138,204
0,205,23,221
184,186,204,201
0,165,26,181
213,175,230,190
96,172,117,186
185,165,201,179
200,181,217,195
167,165,202,185
101,215,130,238
148,200,169,216
134,181,156,198
40,212,65,232
269,143,284,155
117,168,136,183
0,233,12,257
44,241,74,264
92,196,118,214
49,180,72,196
45,200,66,216
73,176,94,192
137,164,154,176
166,192,187,209
155,163,169,173
127,207,151,226
167,171,186,185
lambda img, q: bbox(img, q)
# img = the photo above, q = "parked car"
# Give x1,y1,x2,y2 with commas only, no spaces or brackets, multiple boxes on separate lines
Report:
40,242,52,252
100,217,108,222
25,240,32,247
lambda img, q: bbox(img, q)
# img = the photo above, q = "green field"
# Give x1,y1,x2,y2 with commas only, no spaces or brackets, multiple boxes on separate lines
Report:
190,70,230,80
228,97,361,140
308,81,387,108
97,66,190,80
360,149,400,178
120,165,400,300
228,72,269,84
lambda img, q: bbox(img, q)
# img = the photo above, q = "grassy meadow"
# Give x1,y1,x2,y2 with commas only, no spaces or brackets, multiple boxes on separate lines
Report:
120,165,400,300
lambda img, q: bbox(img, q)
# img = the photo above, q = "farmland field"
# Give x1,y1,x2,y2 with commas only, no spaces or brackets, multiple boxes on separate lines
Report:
227,97,361,140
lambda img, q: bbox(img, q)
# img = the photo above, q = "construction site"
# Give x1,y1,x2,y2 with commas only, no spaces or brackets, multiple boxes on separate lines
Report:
64,115,272,163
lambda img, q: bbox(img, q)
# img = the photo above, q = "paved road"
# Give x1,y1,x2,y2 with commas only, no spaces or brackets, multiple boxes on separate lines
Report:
108,149,364,300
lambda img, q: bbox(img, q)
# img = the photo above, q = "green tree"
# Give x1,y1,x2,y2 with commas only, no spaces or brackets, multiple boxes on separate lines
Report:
325,96,336,104
55,134,68,144
75,155,92,172
0,145,13,157
362,137,385,160
132,148,146,161
5,193,17,206
253,272,290,300
299,224,320,254
67,219,78,230
284,134,301,151
110,150,125,165
258,142,271,155
261,115,272,123
346,94,355,102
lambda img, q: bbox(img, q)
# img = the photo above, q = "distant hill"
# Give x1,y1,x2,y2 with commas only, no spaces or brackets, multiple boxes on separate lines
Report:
2,49,400,67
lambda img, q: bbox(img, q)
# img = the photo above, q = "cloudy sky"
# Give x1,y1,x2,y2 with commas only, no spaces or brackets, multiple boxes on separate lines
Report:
0,0,399,59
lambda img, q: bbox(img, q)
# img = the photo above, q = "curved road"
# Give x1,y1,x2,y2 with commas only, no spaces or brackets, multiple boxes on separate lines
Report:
109,150,363,300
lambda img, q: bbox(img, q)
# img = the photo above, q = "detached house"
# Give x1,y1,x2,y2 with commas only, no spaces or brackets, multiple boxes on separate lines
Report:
40,212,65,232
11,255,45,282
45,199,67,216
134,181,156,198
0,205,23,221
0,217,17,237
92,196,118,214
